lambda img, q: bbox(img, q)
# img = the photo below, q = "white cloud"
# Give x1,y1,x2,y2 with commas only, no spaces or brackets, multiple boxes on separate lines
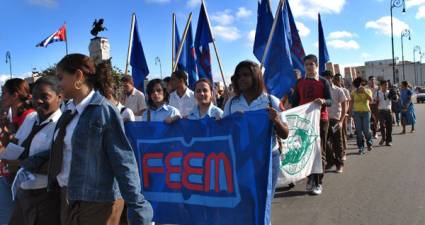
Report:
295,21,310,37
212,26,241,41
248,29,256,44
327,39,360,49
236,7,253,18
288,0,346,19
328,31,355,39
406,0,425,8
416,5,425,19
211,10,235,26
28,0,57,7
365,16,409,36
186,0,200,8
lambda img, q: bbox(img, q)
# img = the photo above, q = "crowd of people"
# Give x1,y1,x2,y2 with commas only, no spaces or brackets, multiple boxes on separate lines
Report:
0,52,417,225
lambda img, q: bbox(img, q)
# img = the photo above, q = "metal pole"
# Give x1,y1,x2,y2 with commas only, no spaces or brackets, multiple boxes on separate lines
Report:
260,0,284,69
401,29,410,81
391,7,396,84
401,35,405,81
414,50,417,86
173,13,192,72
200,0,229,90
124,13,136,76
419,53,425,86
172,13,176,71
390,0,407,84
64,22,69,55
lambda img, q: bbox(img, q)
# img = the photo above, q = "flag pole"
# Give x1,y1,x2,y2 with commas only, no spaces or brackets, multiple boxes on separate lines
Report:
125,13,136,76
260,0,284,70
64,22,69,55
173,13,192,72
201,0,228,89
172,13,176,71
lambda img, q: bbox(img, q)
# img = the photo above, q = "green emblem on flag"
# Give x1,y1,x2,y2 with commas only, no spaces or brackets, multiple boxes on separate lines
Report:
280,114,319,175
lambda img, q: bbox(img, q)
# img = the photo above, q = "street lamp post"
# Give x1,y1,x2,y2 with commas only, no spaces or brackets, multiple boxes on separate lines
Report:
155,56,163,79
401,29,411,81
391,0,406,84
420,53,425,86
5,51,12,78
413,46,421,86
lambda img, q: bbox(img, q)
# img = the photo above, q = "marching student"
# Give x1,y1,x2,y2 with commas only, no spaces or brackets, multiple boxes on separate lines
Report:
350,77,373,154
368,76,380,139
121,75,147,117
8,76,62,225
142,79,181,123
323,71,347,173
223,60,289,198
0,78,36,224
51,53,153,225
291,54,332,195
96,61,135,122
336,75,351,153
400,81,416,134
169,70,196,117
187,78,223,120
375,80,393,146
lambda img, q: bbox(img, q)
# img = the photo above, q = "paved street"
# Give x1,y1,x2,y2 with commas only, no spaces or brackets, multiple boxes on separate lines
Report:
272,103,425,225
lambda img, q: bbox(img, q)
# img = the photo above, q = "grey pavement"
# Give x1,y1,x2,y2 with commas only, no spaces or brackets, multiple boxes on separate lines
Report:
272,103,425,225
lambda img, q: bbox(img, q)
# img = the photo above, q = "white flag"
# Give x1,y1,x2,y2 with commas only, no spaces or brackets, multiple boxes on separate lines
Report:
278,102,323,186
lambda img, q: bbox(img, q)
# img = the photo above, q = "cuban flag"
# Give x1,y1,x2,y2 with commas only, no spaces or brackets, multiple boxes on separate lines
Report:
36,24,67,47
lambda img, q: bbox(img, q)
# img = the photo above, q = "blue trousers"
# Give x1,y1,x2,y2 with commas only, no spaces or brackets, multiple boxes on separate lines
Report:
353,112,373,149
0,177,13,224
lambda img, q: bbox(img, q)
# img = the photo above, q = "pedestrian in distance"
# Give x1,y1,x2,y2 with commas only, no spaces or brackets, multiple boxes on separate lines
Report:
350,77,373,154
400,81,416,134
375,80,393,146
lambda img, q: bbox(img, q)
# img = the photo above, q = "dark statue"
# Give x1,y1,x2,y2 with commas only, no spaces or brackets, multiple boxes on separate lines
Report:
91,19,107,37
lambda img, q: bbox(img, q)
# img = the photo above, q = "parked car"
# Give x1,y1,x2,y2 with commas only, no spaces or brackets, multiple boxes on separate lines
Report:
416,88,425,103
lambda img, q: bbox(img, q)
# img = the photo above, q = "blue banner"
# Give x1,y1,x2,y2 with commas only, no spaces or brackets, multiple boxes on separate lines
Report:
125,110,273,225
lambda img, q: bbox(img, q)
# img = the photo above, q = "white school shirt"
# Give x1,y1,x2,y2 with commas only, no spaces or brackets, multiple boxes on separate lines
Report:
376,90,392,110
57,90,95,188
141,104,181,122
13,109,62,189
123,88,147,115
117,102,136,122
187,104,223,120
328,84,348,120
223,93,287,152
169,88,196,117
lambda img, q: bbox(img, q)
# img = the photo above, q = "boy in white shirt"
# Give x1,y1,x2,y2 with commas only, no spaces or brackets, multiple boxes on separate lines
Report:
375,80,393,146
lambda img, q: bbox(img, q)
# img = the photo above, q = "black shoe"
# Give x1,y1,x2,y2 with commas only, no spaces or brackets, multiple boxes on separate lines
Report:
379,139,385,145
367,146,372,151
386,142,392,146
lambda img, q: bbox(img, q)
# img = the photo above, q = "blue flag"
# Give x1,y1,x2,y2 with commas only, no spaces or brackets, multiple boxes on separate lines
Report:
175,21,198,89
195,2,214,81
263,4,295,99
253,0,273,62
130,16,149,92
318,13,330,75
286,0,306,76
125,110,273,225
